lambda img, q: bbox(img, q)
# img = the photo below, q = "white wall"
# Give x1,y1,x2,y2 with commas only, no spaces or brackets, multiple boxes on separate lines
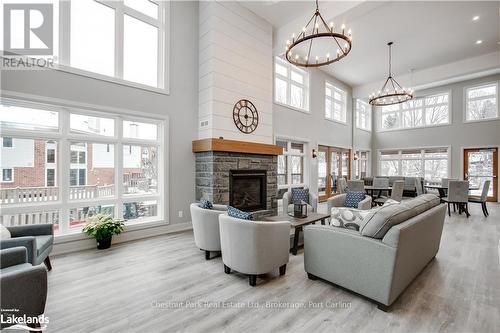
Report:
0,138,34,167
372,74,500,198
1,1,199,225
198,1,273,144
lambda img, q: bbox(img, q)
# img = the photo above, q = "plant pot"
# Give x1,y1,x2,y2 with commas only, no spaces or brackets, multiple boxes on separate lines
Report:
96,235,112,250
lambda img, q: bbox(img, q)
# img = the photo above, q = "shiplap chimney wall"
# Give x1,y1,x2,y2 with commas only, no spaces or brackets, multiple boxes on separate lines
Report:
198,1,273,144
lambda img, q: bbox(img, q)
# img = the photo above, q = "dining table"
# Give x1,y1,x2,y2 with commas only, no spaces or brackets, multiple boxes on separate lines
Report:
424,184,480,198
364,185,392,199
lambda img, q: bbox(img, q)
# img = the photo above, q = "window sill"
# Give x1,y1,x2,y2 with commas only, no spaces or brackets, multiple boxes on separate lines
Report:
355,126,372,133
377,122,452,133
463,116,500,124
55,64,170,96
325,117,348,126
273,101,310,114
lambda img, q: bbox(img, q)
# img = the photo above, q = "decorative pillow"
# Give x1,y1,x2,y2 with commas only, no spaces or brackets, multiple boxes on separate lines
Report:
198,198,213,210
0,224,11,239
291,188,309,204
345,191,366,208
227,206,253,220
330,207,364,230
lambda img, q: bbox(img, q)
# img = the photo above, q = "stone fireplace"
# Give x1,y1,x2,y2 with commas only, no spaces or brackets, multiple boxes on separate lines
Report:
193,139,283,217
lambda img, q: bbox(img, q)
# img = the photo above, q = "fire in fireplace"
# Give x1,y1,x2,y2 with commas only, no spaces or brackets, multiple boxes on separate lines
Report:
229,170,267,212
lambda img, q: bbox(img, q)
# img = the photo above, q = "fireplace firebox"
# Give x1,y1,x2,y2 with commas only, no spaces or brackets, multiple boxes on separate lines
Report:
229,170,267,212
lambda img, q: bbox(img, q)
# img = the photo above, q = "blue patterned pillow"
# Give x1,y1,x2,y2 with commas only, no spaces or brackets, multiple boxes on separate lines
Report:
227,206,253,220
345,191,365,208
198,198,213,210
291,188,309,204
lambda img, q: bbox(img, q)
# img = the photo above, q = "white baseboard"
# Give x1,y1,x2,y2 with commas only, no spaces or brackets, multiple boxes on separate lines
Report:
52,222,193,256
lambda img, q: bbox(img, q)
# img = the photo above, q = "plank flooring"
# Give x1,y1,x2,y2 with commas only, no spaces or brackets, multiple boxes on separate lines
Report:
42,202,500,332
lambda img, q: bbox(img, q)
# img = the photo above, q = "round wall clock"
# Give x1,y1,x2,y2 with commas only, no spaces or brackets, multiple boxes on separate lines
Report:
233,99,259,134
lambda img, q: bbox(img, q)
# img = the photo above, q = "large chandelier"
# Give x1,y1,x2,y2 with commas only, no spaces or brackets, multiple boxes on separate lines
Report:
369,42,413,106
285,0,352,68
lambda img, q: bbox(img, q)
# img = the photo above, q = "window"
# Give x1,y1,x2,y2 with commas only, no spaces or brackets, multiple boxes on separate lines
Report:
274,57,309,111
2,169,13,182
0,99,165,235
60,0,167,89
380,92,450,130
465,83,498,121
379,147,449,181
356,100,371,131
0,104,59,131
325,83,347,123
354,151,370,179
2,137,13,148
276,139,306,190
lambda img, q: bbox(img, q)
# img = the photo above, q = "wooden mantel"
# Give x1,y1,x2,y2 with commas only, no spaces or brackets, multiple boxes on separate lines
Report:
192,138,283,156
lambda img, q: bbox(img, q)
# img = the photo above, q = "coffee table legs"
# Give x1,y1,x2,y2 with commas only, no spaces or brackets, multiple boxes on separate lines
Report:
291,226,302,255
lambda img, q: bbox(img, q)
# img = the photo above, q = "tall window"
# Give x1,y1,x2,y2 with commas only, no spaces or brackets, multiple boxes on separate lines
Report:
379,147,449,182
356,100,371,131
325,83,347,123
58,0,167,89
0,99,165,235
465,83,498,121
380,92,450,130
354,150,370,179
277,140,306,188
274,57,309,112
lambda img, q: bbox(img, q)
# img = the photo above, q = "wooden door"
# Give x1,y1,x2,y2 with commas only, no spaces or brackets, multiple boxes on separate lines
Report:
463,147,498,202
318,145,351,202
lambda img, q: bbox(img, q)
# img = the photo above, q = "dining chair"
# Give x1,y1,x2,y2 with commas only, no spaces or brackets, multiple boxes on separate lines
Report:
347,180,364,192
442,181,470,217
374,180,404,206
468,180,490,217
373,177,389,187
337,177,347,194
415,178,424,196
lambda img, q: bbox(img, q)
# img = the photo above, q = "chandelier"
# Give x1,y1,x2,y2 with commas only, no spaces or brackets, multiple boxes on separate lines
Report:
369,42,413,106
285,0,352,68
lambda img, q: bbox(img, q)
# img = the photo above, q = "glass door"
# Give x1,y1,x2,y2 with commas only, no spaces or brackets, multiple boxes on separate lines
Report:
318,146,329,201
464,148,498,202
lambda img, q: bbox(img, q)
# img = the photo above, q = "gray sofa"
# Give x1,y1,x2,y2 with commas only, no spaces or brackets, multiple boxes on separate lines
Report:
304,194,446,310
0,224,54,270
0,247,48,331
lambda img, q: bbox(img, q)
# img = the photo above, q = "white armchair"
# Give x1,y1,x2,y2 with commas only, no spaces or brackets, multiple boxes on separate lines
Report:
327,193,372,212
282,188,318,214
190,203,228,260
219,214,291,286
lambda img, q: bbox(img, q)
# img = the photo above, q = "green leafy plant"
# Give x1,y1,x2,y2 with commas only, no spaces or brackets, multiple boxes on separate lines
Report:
82,214,125,240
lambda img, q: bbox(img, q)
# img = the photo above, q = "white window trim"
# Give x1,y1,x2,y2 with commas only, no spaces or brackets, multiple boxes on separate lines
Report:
0,91,168,238
463,81,499,124
325,81,347,124
377,145,451,180
355,99,371,132
377,91,452,132
275,137,309,191
274,57,310,113
1,168,14,183
55,0,170,95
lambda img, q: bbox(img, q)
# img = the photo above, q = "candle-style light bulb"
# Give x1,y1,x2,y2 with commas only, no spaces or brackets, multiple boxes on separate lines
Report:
295,54,299,60
326,53,330,60
341,24,346,32
315,55,319,62
304,56,308,61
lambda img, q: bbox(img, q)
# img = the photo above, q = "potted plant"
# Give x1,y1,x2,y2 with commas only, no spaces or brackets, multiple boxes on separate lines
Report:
83,214,125,250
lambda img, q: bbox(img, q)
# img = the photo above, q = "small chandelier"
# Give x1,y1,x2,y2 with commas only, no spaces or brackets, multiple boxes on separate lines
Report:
285,0,352,68
369,42,413,106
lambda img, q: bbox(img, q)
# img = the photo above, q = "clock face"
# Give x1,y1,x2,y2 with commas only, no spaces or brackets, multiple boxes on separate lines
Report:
233,99,259,134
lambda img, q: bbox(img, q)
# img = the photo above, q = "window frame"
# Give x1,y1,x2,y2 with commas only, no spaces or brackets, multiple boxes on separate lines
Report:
0,95,167,237
378,146,451,181
325,82,347,124
377,91,452,132
56,0,170,94
353,150,370,179
2,168,14,183
276,138,308,191
463,82,499,123
273,57,310,113
2,137,13,148
355,99,371,131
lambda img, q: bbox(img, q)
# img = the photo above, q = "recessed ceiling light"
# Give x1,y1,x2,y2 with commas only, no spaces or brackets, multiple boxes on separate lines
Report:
472,15,480,21
476,40,483,44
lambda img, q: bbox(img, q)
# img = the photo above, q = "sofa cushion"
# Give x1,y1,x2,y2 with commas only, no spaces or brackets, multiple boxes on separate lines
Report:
227,206,253,220
291,188,309,204
330,207,364,228
360,194,440,239
0,224,11,239
345,191,366,208
198,198,213,210
35,235,53,255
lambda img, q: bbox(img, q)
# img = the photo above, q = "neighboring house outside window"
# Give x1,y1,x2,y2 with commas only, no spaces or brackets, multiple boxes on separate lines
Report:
465,82,498,121
325,82,347,123
274,57,310,112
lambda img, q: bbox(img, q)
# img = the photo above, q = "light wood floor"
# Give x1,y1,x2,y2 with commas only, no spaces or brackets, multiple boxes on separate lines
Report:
43,202,500,333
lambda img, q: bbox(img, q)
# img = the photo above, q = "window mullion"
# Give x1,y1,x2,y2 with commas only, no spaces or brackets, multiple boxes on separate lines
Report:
115,3,124,79
59,110,70,235
59,0,70,65
115,116,124,220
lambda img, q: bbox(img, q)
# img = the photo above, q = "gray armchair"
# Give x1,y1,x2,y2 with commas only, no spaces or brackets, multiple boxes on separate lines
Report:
0,247,48,331
282,188,318,214
190,203,228,260
0,224,54,270
219,214,290,286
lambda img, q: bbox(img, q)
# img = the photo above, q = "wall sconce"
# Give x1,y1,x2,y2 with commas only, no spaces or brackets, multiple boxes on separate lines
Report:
312,149,317,159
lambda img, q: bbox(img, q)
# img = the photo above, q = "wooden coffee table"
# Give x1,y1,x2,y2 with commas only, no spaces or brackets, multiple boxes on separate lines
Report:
264,212,330,255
